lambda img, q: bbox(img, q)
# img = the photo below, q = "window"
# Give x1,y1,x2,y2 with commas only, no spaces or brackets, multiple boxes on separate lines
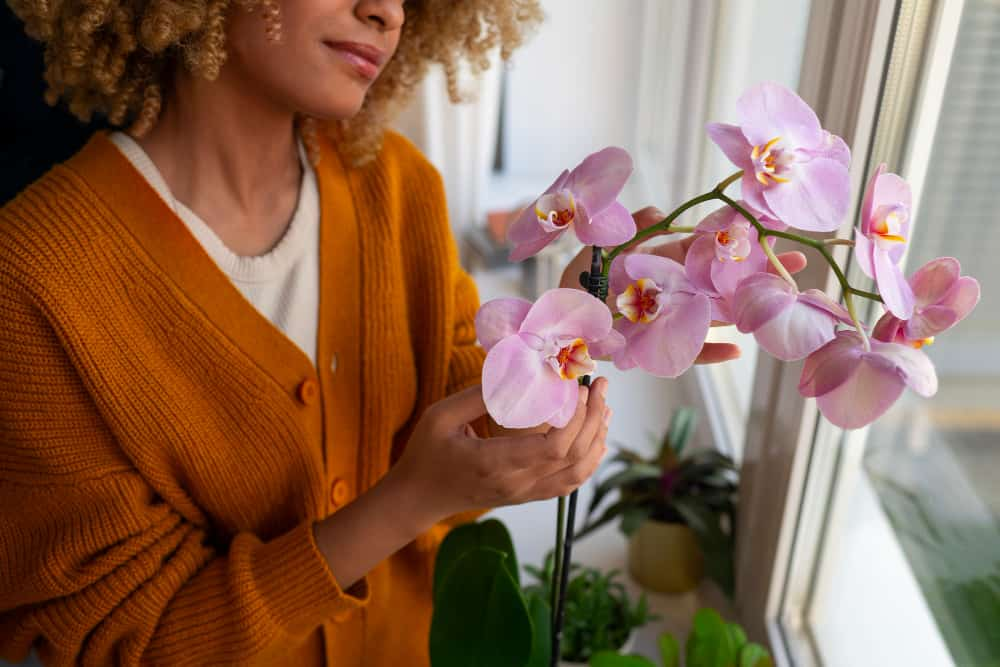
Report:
746,1,1000,665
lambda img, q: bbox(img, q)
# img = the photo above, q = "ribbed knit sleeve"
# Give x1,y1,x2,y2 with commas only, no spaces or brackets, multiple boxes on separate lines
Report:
0,277,368,666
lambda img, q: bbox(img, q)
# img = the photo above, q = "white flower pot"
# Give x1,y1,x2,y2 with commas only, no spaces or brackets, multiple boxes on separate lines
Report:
558,629,637,666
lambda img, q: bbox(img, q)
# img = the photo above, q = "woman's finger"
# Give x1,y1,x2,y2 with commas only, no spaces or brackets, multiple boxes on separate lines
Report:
694,342,741,365
771,250,808,276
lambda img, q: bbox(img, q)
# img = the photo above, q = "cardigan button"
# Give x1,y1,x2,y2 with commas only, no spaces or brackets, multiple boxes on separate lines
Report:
296,378,319,405
330,478,350,508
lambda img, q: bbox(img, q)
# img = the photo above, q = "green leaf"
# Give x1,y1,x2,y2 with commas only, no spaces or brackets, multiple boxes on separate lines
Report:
726,622,747,650
658,632,681,667
739,643,771,667
686,608,737,667
429,547,532,667
433,518,519,603
589,652,657,667
587,463,662,518
619,506,654,537
663,407,697,459
524,591,552,667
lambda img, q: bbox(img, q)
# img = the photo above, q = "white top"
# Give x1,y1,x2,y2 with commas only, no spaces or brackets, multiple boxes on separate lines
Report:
110,131,320,366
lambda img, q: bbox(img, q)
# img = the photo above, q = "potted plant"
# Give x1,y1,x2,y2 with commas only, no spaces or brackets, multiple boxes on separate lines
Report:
589,607,773,667
523,552,658,666
576,408,738,596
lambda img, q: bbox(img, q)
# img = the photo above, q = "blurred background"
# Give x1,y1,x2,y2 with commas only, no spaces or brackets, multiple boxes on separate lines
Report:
2,0,997,665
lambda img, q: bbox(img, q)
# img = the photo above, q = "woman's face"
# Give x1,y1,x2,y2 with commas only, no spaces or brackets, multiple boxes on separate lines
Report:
225,0,406,119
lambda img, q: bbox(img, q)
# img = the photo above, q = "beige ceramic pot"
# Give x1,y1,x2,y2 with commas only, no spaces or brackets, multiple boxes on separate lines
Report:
627,519,704,593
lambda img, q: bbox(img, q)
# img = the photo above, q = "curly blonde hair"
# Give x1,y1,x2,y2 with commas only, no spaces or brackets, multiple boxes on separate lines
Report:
6,0,544,164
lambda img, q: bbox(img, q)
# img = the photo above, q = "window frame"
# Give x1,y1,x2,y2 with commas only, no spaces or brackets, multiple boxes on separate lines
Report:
733,0,972,663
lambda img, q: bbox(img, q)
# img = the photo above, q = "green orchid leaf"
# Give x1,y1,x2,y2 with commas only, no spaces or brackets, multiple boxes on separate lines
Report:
429,547,532,667
658,632,681,667
433,518,519,603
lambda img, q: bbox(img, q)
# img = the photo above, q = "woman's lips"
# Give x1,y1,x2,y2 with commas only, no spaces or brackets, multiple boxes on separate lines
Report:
324,41,384,80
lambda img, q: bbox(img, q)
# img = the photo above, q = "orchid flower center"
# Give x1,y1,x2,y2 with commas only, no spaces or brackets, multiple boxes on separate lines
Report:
616,278,663,324
750,136,793,186
714,220,752,262
870,204,908,250
535,190,576,233
543,337,594,380
910,336,934,349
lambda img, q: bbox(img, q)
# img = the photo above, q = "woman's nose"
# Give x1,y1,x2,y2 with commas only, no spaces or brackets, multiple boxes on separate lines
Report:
354,0,405,32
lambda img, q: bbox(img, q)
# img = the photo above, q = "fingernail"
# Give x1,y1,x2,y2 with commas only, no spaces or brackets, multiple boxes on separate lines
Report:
599,379,608,399
603,407,613,426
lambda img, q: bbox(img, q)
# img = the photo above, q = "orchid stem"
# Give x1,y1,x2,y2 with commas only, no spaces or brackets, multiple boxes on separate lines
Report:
824,238,855,247
552,248,603,666
551,496,565,625
760,235,798,289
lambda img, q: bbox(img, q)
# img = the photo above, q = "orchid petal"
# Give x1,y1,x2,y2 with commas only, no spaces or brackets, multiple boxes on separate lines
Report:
609,253,631,296
762,156,849,233
546,384,582,429
519,288,612,343
624,292,711,378
797,289,854,324
872,312,904,343
816,358,905,429
860,164,885,235
869,341,938,398
694,205,740,233
589,327,626,359
733,272,796,333
905,305,956,340
736,82,823,149
706,123,754,170
475,298,533,353
710,232,768,297
799,331,865,397
508,229,564,263
753,298,839,361
568,147,633,214
624,253,693,295
853,227,875,279
874,249,915,319
482,334,577,428
575,200,636,246
683,235,719,295
941,276,981,323
910,257,960,308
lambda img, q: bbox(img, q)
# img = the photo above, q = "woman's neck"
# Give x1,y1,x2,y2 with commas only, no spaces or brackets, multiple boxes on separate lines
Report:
135,65,304,256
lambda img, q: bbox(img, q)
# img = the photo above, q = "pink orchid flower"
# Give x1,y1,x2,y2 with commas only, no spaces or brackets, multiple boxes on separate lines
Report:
682,204,780,322
872,257,980,348
707,82,851,233
475,289,623,429
855,163,915,319
733,273,853,361
799,330,937,429
506,148,637,262
609,253,711,378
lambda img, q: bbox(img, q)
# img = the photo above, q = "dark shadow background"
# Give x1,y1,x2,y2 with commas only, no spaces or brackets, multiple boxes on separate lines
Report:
1,4,107,207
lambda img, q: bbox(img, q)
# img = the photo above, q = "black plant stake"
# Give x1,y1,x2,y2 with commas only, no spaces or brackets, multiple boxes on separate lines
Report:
551,245,606,666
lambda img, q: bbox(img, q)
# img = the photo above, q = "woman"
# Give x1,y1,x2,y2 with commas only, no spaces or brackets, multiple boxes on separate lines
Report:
0,1,799,664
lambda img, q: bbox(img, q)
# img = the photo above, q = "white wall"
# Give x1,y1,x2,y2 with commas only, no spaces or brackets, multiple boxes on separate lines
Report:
500,0,645,183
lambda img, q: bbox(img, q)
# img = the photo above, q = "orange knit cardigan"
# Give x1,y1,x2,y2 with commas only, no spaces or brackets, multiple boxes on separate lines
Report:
0,129,489,666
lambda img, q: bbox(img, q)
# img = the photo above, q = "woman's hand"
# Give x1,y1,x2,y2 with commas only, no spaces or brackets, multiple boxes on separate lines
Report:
391,379,611,524
558,206,808,364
